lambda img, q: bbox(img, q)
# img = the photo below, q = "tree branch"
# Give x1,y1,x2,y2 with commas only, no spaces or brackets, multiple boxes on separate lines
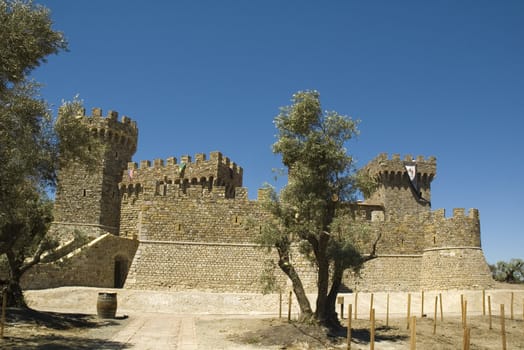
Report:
362,231,382,263
20,240,47,274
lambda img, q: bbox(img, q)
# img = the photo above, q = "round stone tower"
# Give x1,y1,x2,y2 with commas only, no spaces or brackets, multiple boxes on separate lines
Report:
360,153,436,218
420,208,494,290
52,107,138,241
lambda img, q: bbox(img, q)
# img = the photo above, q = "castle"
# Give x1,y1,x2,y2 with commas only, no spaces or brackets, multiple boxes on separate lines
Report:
21,108,494,292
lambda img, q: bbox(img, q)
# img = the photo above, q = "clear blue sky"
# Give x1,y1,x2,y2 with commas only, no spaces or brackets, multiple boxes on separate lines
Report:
32,1,523,264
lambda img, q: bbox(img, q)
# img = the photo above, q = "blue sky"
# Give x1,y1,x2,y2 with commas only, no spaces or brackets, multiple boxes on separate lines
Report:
32,1,523,264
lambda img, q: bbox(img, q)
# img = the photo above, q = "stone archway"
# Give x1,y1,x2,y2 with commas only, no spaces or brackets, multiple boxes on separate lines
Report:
114,255,129,288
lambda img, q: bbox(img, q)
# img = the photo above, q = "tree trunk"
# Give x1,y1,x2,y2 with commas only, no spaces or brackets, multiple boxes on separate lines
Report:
324,261,345,330
315,256,329,323
5,250,28,308
313,231,332,328
276,245,313,319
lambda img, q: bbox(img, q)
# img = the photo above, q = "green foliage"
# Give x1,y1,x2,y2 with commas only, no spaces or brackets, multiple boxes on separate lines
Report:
55,96,103,170
0,0,66,89
259,259,282,294
355,170,379,199
489,259,524,283
262,90,374,326
0,0,99,306
273,90,359,212
271,90,360,242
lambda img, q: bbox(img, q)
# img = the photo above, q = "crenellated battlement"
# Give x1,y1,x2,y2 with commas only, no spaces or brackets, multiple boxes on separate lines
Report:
74,107,138,154
127,151,240,171
363,153,437,178
387,207,479,222
120,182,250,201
120,151,243,199
360,153,437,215
430,208,479,220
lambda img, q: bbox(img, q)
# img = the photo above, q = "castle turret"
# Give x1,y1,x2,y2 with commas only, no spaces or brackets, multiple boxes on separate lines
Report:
420,208,494,290
52,107,138,241
360,153,436,217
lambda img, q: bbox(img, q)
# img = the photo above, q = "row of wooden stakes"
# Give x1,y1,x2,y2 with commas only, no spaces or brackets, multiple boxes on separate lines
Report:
279,290,523,350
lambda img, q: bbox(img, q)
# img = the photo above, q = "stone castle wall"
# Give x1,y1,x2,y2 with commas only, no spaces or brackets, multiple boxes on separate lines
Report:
20,234,138,290
118,175,319,293
124,242,289,292
343,207,494,292
119,186,257,243
22,107,494,293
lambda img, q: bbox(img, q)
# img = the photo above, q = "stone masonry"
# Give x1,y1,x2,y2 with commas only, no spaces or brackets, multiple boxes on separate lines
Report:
21,108,494,293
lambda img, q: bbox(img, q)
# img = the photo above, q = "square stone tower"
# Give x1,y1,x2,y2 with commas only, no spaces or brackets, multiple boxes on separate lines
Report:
52,108,138,241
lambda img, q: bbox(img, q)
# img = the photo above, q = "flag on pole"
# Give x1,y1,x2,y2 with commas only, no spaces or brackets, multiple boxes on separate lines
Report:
404,161,420,198
404,159,430,205
405,163,417,189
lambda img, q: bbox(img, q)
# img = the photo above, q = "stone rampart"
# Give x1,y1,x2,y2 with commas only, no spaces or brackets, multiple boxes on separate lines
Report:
124,241,318,293
344,255,422,292
119,186,262,242
37,104,495,294
21,234,138,290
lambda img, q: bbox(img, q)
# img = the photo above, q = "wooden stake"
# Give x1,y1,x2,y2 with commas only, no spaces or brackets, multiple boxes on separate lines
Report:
460,294,464,325
369,293,374,321
407,293,411,330
370,308,375,350
463,300,467,329
346,304,352,350
510,292,514,320
500,304,507,350
433,296,438,335
463,326,470,350
439,293,444,322
409,316,416,350
488,295,492,330
482,289,486,316
279,291,282,319
338,296,344,319
421,290,424,317
288,291,292,322
1,289,6,339
386,293,390,327
354,292,358,320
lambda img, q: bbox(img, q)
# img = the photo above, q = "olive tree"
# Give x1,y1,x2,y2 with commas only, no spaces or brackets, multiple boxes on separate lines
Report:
259,90,380,330
490,259,524,283
0,0,99,306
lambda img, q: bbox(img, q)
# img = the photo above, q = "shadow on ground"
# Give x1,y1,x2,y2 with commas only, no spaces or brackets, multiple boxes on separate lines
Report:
2,308,130,349
6,308,116,329
1,335,129,350
351,325,408,344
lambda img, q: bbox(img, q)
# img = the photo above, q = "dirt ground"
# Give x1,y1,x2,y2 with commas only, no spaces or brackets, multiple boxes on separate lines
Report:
1,309,523,349
1,284,523,349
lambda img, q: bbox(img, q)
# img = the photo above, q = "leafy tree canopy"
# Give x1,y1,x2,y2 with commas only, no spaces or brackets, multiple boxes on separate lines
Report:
490,259,524,284
0,0,99,306
0,0,66,89
260,90,379,330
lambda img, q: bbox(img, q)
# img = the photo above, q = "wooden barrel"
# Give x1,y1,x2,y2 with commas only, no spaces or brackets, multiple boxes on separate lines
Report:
97,292,117,319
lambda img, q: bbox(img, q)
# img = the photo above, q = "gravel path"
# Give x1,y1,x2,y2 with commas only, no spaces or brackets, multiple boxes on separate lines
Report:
23,286,524,350
105,313,196,349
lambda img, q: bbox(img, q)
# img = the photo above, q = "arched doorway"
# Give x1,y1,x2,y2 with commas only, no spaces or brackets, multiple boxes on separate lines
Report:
114,256,129,288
